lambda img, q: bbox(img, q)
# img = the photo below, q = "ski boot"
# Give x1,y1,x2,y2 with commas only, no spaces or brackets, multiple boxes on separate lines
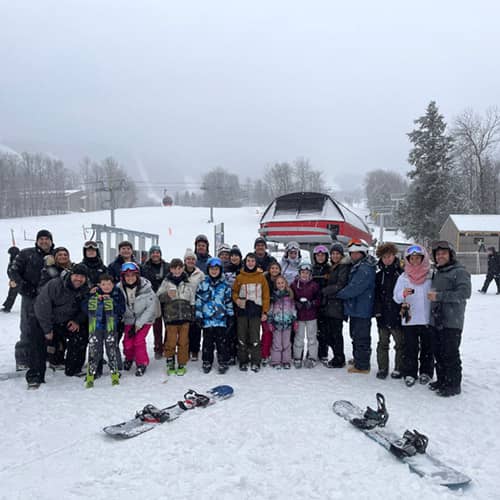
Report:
239,363,248,372
282,362,291,370
251,363,261,373
85,373,95,388
111,372,120,386
135,365,147,377
166,357,176,375
294,359,302,369
262,357,270,367
304,358,316,369
176,365,186,376
27,381,41,390
218,364,228,374
136,404,170,423
390,429,429,458
376,370,388,380
123,359,133,371
202,362,212,374
351,393,389,430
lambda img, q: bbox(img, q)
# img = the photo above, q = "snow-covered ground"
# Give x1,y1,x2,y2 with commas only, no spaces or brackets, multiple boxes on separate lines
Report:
0,206,497,500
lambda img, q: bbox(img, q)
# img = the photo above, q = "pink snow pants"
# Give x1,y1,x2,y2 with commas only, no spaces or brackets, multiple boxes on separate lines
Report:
123,324,152,366
261,321,273,359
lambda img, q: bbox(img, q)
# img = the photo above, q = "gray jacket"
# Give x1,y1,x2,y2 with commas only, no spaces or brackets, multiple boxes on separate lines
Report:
430,262,471,330
119,277,159,329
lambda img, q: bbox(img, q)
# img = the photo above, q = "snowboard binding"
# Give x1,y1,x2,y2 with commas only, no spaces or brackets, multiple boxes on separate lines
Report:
351,393,389,430
178,389,211,410
390,429,429,458
135,404,170,423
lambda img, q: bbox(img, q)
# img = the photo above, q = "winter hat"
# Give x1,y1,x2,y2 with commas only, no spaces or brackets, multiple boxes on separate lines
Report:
194,234,209,251
184,248,197,261
118,240,133,250
254,237,267,248
8,246,20,257
54,246,69,256
431,240,456,264
71,263,89,277
36,229,53,241
376,242,399,258
347,239,368,254
149,244,162,255
298,262,313,272
170,258,184,268
230,245,242,258
330,243,345,256
217,243,231,255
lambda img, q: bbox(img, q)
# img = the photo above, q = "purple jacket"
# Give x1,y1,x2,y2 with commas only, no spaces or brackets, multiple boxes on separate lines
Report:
291,277,320,321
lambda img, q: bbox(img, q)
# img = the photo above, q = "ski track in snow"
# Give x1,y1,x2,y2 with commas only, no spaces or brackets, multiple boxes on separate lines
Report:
0,206,497,500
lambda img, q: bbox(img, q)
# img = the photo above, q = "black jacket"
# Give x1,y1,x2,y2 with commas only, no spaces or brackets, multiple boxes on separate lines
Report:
34,274,89,334
141,259,170,292
108,256,140,283
374,259,403,328
81,256,108,288
255,253,275,272
312,262,331,290
322,257,351,320
8,245,54,297
487,252,500,277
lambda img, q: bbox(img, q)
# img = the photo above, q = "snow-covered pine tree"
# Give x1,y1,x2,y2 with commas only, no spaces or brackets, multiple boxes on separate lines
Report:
396,101,460,242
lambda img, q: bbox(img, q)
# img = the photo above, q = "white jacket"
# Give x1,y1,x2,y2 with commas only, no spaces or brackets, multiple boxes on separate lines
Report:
393,273,432,326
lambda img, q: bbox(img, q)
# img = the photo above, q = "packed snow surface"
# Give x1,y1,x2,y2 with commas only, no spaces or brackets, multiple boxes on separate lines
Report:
0,206,497,500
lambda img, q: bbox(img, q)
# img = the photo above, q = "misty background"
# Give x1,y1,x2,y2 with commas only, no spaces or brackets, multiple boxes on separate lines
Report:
1,0,499,192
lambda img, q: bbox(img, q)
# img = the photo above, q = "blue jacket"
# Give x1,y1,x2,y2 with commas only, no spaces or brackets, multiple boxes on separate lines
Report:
336,255,376,319
195,274,234,328
82,284,126,331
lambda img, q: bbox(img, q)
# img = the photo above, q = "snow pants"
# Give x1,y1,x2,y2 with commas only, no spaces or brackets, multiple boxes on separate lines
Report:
26,317,47,384
349,317,372,371
88,328,118,375
402,325,433,379
317,316,328,359
322,317,345,364
480,273,500,293
377,326,404,373
202,326,229,366
2,285,18,311
152,317,164,355
261,320,273,359
433,327,462,389
294,320,318,361
271,327,292,365
164,322,190,365
17,295,35,367
123,324,151,366
237,315,261,365
188,321,202,355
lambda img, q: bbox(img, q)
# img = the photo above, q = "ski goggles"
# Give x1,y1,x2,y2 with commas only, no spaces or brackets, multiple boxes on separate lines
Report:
406,245,424,256
207,257,223,268
313,245,329,254
347,238,367,247
83,241,99,250
431,240,453,252
121,262,140,274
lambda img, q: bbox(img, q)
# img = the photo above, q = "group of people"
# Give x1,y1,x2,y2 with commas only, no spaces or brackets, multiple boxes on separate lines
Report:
3,229,471,397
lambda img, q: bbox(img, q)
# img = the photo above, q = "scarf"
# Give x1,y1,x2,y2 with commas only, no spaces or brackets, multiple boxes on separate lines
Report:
405,250,430,285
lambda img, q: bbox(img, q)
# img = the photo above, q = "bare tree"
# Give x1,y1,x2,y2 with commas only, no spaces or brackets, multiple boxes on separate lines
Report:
264,162,294,198
453,107,500,213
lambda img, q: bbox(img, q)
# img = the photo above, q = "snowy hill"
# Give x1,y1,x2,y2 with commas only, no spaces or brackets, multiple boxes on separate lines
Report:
0,206,497,499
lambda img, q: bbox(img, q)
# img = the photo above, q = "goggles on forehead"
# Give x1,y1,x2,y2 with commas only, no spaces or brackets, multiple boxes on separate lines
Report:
406,245,424,256
84,241,99,250
121,262,140,274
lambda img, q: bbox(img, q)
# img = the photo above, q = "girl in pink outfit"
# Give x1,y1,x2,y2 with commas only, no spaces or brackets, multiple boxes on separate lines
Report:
118,262,159,376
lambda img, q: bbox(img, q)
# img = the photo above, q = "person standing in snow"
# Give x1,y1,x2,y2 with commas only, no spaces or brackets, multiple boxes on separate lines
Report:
8,229,55,370
393,245,433,387
194,234,211,274
79,241,108,290
267,275,296,369
374,243,404,380
195,257,234,374
141,245,169,360
108,241,140,283
183,249,205,361
224,245,243,364
2,246,20,313
118,262,158,377
291,262,320,368
254,237,274,272
38,246,73,290
428,241,471,397
336,239,376,374
478,246,500,294
261,260,281,365
280,241,302,285
232,252,270,372
321,243,351,368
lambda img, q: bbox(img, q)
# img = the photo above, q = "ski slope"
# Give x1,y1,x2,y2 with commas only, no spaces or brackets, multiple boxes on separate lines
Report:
0,206,497,500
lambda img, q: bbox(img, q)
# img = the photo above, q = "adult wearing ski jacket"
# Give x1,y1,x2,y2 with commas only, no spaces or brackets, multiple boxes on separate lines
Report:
2,246,20,313
31,265,89,385
428,241,471,397
336,240,376,373
80,241,108,289
194,234,211,274
8,229,55,369
280,241,302,285
108,241,139,282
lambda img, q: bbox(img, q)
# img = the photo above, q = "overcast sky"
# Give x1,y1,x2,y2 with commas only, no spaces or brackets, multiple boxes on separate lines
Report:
1,0,499,191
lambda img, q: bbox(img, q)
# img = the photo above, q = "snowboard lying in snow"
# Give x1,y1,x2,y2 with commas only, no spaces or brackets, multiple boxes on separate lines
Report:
103,385,234,439
332,395,471,488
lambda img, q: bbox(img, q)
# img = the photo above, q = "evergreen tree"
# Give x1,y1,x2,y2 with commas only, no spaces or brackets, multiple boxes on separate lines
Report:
396,101,460,242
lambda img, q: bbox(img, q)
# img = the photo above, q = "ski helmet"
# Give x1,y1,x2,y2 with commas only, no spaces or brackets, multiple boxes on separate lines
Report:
298,262,312,272
207,257,223,268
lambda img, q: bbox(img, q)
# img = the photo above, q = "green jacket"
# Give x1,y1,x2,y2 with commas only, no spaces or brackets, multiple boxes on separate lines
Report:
430,262,471,330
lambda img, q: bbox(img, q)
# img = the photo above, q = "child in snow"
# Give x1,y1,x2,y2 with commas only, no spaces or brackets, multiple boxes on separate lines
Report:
291,262,320,368
83,273,126,388
157,258,197,376
267,276,296,369
232,252,270,372
261,259,281,365
118,262,158,377
195,257,234,374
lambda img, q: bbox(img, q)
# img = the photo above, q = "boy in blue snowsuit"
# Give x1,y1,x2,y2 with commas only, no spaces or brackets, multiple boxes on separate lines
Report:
195,258,234,374
83,273,126,387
